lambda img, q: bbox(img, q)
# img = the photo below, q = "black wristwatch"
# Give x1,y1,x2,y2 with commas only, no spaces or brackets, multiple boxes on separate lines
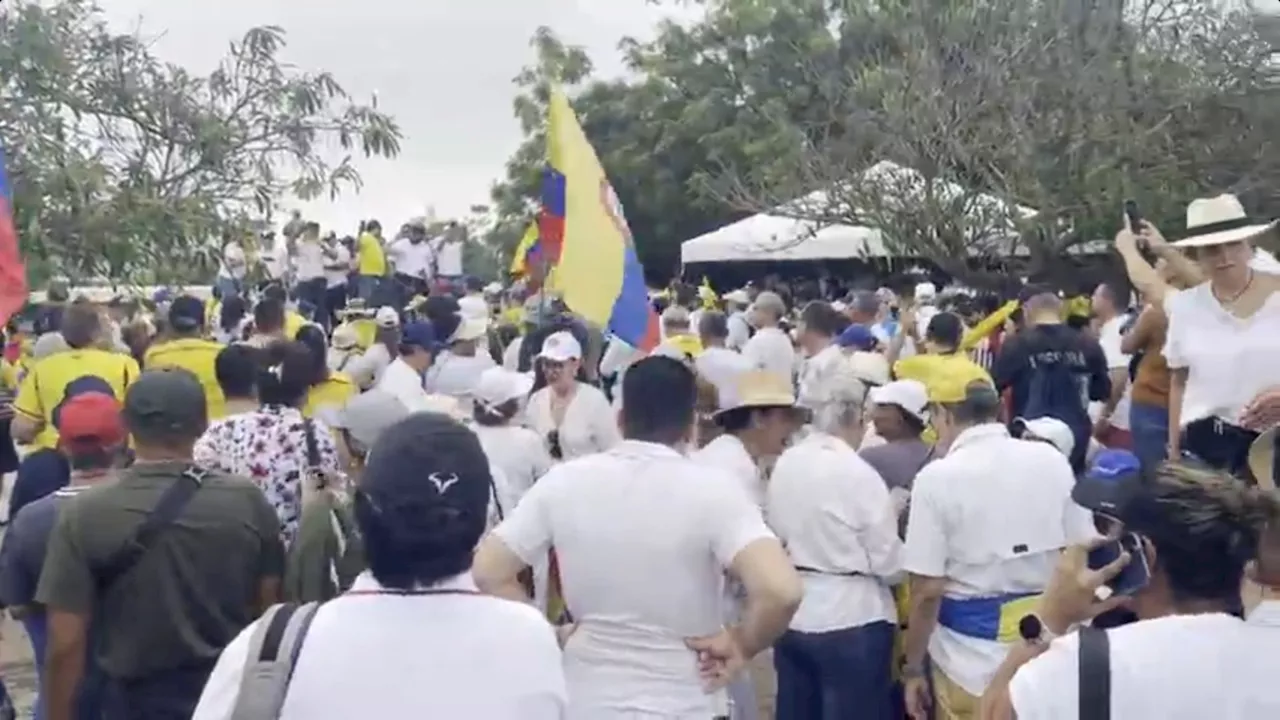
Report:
1018,613,1059,644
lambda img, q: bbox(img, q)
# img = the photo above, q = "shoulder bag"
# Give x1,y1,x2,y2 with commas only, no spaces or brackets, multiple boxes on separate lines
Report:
1078,625,1111,720
95,465,208,592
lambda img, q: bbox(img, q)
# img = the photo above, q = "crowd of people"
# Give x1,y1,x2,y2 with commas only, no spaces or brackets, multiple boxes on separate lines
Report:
0,191,1277,720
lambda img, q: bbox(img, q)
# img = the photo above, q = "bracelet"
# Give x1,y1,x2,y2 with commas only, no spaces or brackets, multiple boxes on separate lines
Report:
902,663,927,680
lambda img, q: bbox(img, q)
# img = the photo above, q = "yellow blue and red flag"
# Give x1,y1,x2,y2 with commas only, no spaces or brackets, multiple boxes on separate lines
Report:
543,87,659,351
0,143,28,327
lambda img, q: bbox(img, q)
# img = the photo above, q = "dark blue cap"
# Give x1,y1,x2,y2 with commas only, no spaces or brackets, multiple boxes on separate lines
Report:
1073,449,1144,517
401,321,438,351
837,324,877,351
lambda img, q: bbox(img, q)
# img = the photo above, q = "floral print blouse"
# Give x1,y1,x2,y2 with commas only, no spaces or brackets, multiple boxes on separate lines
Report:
193,404,341,546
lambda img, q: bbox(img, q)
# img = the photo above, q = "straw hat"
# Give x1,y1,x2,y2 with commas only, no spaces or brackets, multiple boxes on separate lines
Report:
1247,428,1279,491
1173,194,1277,248
713,370,801,422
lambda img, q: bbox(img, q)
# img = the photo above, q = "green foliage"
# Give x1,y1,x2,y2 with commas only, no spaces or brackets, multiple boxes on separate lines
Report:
0,0,401,285
489,0,1280,287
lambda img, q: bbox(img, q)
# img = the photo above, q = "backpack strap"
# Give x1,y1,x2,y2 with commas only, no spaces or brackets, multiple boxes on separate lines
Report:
95,466,208,592
1078,625,1111,720
230,602,322,720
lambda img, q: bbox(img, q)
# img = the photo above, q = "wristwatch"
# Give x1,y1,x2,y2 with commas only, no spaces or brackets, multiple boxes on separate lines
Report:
902,662,927,680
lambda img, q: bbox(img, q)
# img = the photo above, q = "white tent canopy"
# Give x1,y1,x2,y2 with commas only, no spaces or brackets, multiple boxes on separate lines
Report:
679,212,886,263
680,160,1037,264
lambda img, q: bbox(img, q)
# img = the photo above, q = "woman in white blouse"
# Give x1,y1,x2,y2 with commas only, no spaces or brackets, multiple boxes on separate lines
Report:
1160,194,1280,478
526,330,620,461
765,360,904,720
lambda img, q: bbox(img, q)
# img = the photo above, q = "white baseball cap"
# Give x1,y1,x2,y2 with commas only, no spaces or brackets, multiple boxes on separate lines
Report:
868,380,929,423
450,314,489,343
537,331,582,362
1012,416,1076,459
374,306,400,328
473,368,534,410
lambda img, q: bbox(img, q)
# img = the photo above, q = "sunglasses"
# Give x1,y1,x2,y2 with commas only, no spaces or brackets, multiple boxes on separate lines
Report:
547,429,564,461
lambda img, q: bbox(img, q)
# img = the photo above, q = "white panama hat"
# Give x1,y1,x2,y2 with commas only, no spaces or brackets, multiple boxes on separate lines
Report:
1173,193,1277,248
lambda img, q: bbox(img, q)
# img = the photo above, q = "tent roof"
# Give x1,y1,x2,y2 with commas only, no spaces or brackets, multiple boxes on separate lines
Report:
681,160,1038,264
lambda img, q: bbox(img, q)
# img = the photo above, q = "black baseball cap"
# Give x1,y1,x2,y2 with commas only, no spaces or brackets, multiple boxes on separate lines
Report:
168,295,206,332
123,368,209,438
361,412,493,535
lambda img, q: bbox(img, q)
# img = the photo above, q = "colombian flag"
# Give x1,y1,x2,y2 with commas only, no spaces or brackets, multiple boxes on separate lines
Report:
0,144,28,327
509,222,539,277
543,87,658,351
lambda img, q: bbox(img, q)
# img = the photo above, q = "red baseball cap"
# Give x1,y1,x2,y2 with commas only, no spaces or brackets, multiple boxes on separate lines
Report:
56,392,126,451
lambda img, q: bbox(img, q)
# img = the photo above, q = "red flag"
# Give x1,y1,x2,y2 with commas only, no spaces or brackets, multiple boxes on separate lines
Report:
0,143,29,326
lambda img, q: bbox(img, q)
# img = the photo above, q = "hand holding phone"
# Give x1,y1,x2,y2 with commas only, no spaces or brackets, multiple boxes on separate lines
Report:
1087,531,1150,597
1124,200,1142,232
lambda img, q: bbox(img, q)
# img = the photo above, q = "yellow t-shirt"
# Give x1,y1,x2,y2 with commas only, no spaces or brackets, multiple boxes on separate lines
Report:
285,311,307,340
303,372,358,418
356,232,388,276
893,352,993,398
14,349,141,450
143,337,227,420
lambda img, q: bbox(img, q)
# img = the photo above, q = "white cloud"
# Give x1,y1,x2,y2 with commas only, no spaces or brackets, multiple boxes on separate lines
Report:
95,0,697,233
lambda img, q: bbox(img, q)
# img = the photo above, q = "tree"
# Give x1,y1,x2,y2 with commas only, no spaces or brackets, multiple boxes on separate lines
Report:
712,0,1280,286
487,5,844,283
0,0,401,285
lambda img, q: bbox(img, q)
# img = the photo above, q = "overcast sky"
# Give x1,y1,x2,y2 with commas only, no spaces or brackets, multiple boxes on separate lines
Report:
97,0,698,233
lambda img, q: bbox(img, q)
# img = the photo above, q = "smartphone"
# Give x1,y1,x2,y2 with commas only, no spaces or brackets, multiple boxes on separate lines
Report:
1087,532,1150,596
1123,200,1142,231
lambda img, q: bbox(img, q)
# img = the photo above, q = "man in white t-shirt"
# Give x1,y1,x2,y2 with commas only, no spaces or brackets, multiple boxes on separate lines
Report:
741,291,795,381
322,236,352,330
216,241,247,299
473,356,802,719
292,221,328,327
901,376,1093,719
723,289,753,351
375,321,439,411
694,312,752,411
387,220,435,302
1091,282,1133,450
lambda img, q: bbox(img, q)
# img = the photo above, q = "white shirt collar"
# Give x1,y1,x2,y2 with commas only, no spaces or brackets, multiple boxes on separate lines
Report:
945,423,1010,455
610,440,685,461
348,571,478,594
1248,599,1280,627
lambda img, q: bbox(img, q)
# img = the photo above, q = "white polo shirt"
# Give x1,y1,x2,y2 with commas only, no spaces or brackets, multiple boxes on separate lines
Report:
492,440,775,719
387,237,434,278
1096,314,1132,431
1009,602,1280,719
903,424,1095,696
741,326,796,381
324,244,351,288
375,357,428,409
474,423,554,505
295,238,325,281
693,433,763,507
191,572,566,720
768,431,903,633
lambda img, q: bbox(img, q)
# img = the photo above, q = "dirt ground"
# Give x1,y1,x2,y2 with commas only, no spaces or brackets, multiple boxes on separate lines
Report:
0,478,776,719
1,477,37,716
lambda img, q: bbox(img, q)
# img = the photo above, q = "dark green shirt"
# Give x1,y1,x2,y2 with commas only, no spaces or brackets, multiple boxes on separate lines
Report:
36,461,285,680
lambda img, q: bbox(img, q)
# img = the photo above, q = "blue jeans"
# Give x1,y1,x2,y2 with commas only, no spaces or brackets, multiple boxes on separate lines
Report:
773,621,896,720
23,614,47,720
355,275,382,303
1130,402,1170,470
